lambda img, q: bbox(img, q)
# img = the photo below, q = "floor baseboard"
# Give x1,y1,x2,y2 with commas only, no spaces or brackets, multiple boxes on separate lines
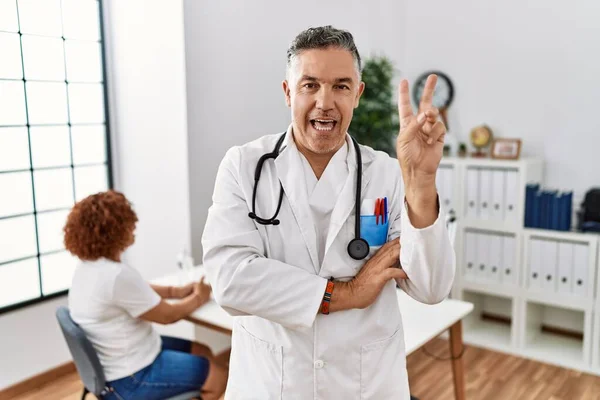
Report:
0,362,75,400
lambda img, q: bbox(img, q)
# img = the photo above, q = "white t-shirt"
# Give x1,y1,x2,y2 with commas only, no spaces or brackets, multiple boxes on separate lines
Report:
68,258,162,381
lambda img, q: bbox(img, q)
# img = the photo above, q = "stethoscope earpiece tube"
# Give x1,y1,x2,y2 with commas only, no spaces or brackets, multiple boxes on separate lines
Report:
350,136,368,259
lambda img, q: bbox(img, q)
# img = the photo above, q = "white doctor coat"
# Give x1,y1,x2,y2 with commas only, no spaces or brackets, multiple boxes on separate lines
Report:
202,128,456,399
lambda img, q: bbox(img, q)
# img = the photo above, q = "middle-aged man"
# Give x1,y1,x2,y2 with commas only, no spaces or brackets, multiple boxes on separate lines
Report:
202,25,456,399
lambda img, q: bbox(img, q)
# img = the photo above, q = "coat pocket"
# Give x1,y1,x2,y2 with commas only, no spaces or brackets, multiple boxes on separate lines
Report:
360,327,409,400
227,321,283,400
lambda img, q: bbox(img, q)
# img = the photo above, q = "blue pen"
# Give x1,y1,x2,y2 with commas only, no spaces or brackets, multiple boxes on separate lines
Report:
384,197,388,224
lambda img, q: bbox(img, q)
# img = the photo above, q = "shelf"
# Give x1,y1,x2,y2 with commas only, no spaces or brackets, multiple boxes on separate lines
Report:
523,301,589,370
463,318,513,353
525,290,593,312
524,228,599,244
593,312,600,371
523,329,585,370
461,219,521,234
441,156,542,169
460,280,517,299
461,290,515,352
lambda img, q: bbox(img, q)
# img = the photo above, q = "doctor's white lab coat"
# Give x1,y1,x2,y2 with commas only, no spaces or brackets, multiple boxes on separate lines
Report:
202,129,456,400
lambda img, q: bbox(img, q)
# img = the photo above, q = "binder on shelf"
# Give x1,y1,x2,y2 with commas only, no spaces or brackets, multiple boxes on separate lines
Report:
550,192,561,230
560,191,573,231
532,191,542,228
525,183,540,227
524,184,573,232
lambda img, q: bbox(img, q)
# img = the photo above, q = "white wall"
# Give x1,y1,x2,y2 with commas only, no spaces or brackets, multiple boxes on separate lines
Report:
0,0,192,390
106,0,191,280
401,0,600,205
0,297,69,389
183,0,408,261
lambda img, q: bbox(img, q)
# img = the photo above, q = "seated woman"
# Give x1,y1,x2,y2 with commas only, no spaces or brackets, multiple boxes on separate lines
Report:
64,190,228,400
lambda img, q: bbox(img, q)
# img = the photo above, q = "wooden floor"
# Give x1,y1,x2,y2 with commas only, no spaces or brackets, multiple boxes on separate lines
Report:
8,338,600,400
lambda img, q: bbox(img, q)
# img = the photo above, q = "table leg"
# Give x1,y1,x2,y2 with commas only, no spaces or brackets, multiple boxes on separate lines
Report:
449,320,465,400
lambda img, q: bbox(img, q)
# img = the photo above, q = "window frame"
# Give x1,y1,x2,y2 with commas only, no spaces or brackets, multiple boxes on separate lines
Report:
0,0,113,315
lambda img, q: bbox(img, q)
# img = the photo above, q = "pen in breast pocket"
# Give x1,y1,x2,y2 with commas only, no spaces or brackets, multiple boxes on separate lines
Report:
384,197,388,224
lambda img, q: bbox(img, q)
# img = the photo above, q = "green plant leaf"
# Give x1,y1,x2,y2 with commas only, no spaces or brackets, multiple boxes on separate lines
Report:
350,56,399,155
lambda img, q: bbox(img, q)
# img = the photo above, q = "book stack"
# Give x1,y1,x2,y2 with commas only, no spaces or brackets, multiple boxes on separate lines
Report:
524,184,573,231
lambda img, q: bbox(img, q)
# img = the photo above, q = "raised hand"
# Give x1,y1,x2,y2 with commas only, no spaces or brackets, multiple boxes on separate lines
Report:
396,74,446,178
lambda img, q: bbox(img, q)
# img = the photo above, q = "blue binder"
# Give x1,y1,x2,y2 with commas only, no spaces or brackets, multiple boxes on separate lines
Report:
560,191,573,231
551,193,561,230
532,191,542,228
525,184,539,227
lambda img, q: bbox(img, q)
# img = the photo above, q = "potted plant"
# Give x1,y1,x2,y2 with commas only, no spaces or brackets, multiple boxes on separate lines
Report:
458,142,467,158
350,56,399,155
443,144,451,157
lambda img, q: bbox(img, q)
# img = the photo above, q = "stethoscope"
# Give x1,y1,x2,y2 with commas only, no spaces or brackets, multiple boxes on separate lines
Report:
248,132,370,260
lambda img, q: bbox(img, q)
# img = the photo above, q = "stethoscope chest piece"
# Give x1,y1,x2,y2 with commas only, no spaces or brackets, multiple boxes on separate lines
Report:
348,238,369,260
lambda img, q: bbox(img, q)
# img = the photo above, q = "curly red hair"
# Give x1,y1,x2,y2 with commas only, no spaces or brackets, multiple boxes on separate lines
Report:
64,190,138,261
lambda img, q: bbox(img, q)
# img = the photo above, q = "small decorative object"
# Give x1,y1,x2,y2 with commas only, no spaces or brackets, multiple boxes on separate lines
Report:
469,124,493,157
443,144,451,157
491,138,522,160
412,71,454,130
458,142,467,158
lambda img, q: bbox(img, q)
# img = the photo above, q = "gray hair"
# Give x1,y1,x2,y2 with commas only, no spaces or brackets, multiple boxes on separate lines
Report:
286,25,362,78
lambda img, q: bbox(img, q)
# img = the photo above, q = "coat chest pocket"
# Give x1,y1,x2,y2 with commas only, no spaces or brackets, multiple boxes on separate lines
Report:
227,322,283,399
360,328,409,399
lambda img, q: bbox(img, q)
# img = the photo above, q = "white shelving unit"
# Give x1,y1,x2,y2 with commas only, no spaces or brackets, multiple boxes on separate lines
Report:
438,156,600,375
593,244,600,374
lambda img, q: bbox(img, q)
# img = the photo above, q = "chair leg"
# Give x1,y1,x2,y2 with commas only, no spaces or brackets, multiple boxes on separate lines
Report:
81,387,89,400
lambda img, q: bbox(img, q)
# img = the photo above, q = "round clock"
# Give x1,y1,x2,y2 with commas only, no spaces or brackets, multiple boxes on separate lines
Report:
412,71,454,110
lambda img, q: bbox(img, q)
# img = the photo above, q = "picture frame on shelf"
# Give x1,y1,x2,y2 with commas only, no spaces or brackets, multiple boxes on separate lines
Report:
491,138,522,160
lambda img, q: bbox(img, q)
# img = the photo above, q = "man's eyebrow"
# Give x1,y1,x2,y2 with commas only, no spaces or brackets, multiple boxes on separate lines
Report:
298,76,355,84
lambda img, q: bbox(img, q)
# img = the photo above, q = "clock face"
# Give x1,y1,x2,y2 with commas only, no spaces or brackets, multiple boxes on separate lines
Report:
412,71,454,109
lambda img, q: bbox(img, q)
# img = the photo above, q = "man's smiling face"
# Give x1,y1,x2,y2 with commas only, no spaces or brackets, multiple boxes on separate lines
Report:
283,47,364,157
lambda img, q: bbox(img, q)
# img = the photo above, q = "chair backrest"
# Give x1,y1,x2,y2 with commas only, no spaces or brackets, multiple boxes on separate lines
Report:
56,306,107,396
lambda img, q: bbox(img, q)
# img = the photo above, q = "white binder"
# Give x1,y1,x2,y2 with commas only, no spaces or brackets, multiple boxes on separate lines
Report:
479,169,492,220
488,234,502,283
540,239,557,292
476,232,489,282
491,170,505,220
435,169,444,200
528,238,542,290
502,235,517,285
464,231,476,281
572,243,589,297
557,242,574,295
465,168,479,219
443,168,455,216
505,170,519,220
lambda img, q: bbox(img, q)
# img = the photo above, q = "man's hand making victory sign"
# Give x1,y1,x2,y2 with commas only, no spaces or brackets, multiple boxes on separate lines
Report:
396,74,446,228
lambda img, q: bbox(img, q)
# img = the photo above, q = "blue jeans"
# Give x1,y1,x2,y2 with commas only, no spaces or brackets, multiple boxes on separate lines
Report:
103,336,210,400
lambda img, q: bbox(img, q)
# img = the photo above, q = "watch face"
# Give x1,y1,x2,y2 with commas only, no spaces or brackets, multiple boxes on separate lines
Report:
413,71,454,109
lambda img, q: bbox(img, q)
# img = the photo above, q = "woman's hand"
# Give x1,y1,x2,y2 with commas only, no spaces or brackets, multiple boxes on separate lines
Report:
193,277,212,307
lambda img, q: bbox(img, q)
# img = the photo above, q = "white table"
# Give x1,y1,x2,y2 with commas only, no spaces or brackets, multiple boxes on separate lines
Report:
154,268,474,400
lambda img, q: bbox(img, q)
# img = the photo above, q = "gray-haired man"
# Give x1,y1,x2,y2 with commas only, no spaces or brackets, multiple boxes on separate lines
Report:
202,25,455,399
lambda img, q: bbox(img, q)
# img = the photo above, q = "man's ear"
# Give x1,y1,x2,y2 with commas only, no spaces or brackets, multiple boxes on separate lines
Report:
354,81,365,108
282,80,291,107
